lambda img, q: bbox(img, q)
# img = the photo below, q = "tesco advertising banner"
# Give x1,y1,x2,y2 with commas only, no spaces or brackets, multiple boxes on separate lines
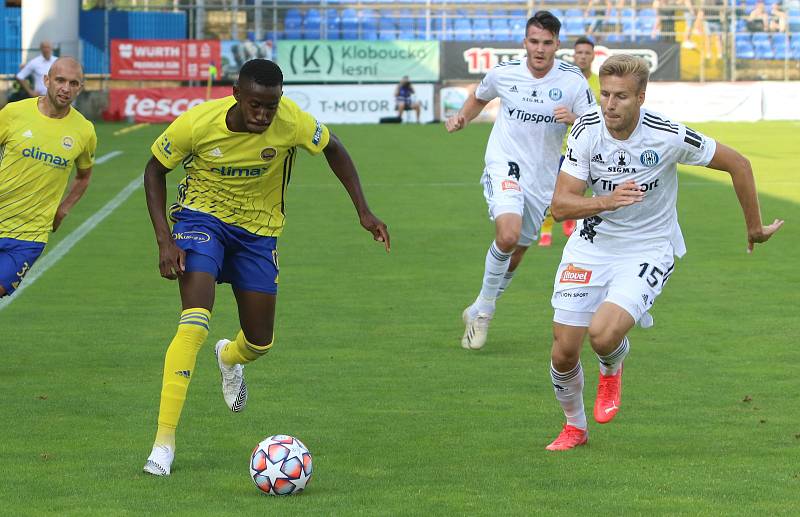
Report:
111,39,221,80
104,87,231,123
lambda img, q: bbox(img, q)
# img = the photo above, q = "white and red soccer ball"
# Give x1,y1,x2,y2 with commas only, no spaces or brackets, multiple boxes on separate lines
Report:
250,435,313,496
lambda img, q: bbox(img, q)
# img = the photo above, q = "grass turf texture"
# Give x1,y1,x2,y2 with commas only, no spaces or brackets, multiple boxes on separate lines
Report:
1,121,797,516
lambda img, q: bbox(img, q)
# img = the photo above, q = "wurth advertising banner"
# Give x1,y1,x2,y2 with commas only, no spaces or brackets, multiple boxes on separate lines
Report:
111,39,221,80
104,87,231,123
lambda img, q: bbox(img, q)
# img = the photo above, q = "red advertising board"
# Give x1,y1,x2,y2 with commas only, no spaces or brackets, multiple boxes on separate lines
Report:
104,87,231,123
111,39,221,80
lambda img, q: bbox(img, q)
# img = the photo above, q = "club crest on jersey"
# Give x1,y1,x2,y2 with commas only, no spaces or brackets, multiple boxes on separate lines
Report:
560,264,592,284
62,136,74,150
260,147,277,161
549,88,563,101
640,149,659,167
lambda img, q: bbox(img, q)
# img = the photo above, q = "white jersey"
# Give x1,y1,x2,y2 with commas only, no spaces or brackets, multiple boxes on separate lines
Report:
562,106,717,257
16,55,57,95
475,59,595,202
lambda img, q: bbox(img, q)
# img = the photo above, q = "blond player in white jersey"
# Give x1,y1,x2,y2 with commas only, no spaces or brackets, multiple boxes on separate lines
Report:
446,11,595,350
543,54,784,451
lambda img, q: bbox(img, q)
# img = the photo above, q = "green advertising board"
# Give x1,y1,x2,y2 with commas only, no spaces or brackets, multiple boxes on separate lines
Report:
277,40,439,82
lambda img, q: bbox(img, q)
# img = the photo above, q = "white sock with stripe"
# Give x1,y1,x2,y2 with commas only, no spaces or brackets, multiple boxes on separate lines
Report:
471,241,512,316
597,336,630,376
551,361,587,430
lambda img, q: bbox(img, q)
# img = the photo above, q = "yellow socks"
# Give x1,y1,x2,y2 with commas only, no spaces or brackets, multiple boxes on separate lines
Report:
154,308,211,449
220,330,272,366
541,213,555,236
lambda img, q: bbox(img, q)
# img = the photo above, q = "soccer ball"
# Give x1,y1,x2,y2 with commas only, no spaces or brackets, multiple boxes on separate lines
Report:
250,434,313,496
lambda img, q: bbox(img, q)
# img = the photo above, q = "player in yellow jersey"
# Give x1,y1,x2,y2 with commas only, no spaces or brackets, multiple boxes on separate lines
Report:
539,37,598,247
142,59,390,476
0,57,96,297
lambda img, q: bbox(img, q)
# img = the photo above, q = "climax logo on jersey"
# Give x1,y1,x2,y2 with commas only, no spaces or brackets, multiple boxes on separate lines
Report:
261,147,277,161
549,88,563,101
21,146,70,169
211,166,263,177
172,231,211,243
640,149,659,166
559,264,592,284
501,180,521,191
62,136,74,150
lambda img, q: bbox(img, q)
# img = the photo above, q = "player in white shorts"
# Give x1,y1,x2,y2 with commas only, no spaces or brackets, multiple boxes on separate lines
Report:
445,11,595,350
542,54,784,451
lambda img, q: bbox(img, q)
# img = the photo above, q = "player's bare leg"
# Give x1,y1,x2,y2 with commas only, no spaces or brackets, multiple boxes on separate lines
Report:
546,323,589,450
462,213,521,350
588,302,634,424
145,272,216,476
214,288,277,412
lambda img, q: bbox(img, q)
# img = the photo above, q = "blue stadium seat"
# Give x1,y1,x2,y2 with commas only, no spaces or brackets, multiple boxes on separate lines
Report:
564,17,586,35
753,40,774,58
751,32,770,44
453,18,472,40
325,9,340,39
606,33,627,43
736,41,756,58
472,19,492,40
735,32,752,45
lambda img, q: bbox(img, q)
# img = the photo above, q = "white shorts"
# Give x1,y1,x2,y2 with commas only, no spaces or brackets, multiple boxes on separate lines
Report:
551,237,676,326
481,166,550,247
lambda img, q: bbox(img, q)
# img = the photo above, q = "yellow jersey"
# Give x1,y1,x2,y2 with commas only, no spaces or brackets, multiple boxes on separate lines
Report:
588,73,601,104
151,95,330,237
0,98,97,243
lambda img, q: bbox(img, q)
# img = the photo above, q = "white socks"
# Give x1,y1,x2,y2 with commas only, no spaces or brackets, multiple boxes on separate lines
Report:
472,241,512,316
597,336,629,376
551,361,587,430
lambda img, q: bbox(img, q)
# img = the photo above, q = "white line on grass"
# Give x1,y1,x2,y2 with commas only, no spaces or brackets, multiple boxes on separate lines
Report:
0,151,134,311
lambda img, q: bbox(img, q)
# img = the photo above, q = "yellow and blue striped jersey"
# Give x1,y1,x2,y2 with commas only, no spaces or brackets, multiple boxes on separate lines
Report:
151,95,330,237
0,98,97,243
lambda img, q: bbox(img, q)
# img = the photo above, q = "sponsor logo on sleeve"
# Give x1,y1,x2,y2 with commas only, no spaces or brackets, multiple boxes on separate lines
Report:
312,120,322,145
559,264,592,284
501,180,521,191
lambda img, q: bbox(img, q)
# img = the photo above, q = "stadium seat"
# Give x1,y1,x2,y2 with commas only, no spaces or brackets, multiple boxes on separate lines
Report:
325,9,341,40
735,32,752,45
472,19,492,41
453,18,472,40
754,41,774,58
736,41,756,58
302,9,322,40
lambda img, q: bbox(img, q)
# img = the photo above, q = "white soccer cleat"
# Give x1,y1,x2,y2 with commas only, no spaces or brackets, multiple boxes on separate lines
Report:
143,444,174,476
461,308,491,350
214,339,248,412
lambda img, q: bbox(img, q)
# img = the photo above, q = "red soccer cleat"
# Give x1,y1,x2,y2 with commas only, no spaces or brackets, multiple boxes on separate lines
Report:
594,365,623,424
545,424,588,451
538,233,553,247
562,219,577,236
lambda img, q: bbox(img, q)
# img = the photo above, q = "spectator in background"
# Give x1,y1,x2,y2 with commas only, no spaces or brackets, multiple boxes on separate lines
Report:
395,76,421,123
769,2,788,32
15,41,57,99
747,1,769,32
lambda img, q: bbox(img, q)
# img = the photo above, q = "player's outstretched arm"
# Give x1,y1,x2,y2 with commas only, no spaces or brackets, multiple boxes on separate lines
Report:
705,142,784,253
53,167,92,232
551,171,643,222
323,133,390,252
444,87,489,133
143,155,185,278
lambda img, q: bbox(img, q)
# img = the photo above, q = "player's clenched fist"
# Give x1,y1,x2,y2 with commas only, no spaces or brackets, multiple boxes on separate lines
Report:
604,180,645,210
445,113,467,133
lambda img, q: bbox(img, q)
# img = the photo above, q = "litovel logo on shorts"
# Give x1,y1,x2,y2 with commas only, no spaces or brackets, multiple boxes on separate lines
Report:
559,264,592,284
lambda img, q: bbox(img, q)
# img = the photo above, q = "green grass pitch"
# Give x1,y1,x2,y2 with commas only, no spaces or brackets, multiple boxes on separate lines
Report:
1,120,797,515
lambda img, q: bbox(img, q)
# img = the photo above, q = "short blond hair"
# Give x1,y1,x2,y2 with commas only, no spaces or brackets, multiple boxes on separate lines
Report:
599,54,649,92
